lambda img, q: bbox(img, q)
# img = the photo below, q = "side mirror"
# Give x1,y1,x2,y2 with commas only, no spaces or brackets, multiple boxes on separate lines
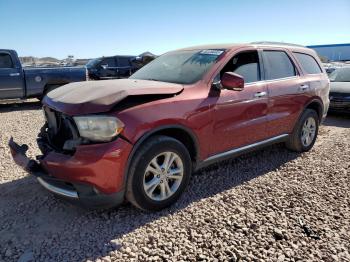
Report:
221,72,244,91
100,64,108,70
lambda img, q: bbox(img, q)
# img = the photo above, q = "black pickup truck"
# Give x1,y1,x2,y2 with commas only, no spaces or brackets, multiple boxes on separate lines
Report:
0,49,87,100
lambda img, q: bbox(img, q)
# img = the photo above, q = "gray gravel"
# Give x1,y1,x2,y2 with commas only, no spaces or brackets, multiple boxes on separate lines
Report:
0,101,349,262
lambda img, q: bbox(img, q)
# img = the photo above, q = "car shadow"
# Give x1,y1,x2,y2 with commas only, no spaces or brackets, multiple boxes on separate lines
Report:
323,113,350,128
0,100,41,113
0,144,300,261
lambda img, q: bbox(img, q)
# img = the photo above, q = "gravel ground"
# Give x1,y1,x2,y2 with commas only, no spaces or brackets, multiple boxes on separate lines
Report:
0,101,349,262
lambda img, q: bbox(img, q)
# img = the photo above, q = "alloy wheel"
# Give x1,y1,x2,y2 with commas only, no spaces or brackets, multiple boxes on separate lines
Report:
143,151,184,201
301,117,316,147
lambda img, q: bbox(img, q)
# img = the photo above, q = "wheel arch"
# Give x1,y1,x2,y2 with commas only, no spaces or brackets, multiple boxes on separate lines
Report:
123,125,200,188
304,98,324,123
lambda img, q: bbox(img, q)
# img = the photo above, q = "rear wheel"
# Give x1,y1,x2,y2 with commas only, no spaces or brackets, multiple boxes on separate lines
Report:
126,135,191,211
286,109,319,152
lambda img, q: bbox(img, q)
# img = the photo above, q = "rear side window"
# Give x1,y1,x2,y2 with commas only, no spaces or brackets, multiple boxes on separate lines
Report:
0,53,14,68
294,52,322,74
263,51,296,80
118,57,131,67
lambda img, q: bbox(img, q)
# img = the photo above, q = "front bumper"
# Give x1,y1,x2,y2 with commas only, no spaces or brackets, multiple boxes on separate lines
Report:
8,137,132,209
329,97,350,112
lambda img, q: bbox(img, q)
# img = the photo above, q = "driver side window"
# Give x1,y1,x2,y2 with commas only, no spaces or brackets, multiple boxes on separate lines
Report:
220,51,261,83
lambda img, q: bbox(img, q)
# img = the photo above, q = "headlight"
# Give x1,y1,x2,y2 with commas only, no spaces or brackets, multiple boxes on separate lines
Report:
73,115,124,142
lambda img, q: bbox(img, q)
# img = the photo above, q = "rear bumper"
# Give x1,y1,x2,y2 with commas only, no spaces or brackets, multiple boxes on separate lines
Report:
8,137,132,209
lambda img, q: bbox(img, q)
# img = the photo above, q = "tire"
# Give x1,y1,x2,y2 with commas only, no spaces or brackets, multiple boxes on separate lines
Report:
44,85,60,96
126,135,192,211
39,85,60,102
286,109,319,152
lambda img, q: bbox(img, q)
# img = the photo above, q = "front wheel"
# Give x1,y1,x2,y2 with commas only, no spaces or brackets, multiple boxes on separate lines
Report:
286,109,319,152
126,135,192,211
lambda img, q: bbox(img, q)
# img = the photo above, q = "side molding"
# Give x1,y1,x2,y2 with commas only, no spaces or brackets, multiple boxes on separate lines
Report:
197,134,289,169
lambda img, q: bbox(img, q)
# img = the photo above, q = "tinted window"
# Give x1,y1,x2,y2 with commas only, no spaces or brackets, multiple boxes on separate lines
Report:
118,57,130,67
0,53,14,68
294,52,322,74
221,51,260,83
263,51,296,80
101,57,116,67
86,58,102,68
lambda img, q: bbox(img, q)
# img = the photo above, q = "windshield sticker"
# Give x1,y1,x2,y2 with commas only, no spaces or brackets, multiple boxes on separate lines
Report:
199,50,224,56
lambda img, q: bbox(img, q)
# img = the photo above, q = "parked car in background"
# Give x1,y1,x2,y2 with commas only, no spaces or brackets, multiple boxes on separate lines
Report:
329,66,350,112
9,42,329,211
86,54,155,80
0,49,88,101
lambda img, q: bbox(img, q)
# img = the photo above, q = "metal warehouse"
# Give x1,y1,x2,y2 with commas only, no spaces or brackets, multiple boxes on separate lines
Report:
307,43,350,61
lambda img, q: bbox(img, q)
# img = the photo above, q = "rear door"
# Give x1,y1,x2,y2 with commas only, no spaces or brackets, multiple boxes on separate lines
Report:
117,57,132,78
0,52,24,99
262,49,309,137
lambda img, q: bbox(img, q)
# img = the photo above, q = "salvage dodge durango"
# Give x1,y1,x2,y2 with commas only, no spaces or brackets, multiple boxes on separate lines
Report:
9,42,330,211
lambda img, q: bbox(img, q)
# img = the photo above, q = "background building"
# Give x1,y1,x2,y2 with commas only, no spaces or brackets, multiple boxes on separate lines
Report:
307,43,350,62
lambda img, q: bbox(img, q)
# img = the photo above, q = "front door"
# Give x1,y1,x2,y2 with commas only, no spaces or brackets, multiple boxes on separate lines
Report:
0,52,24,99
99,57,118,79
211,50,268,155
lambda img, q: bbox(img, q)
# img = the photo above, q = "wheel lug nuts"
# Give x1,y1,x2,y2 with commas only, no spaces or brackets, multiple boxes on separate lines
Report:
157,174,160,178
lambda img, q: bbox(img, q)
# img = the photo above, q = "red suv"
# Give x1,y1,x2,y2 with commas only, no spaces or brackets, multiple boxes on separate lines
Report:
9,42,330,211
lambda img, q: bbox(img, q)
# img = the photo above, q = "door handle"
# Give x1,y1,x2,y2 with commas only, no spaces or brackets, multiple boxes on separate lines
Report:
254,91,267,98
9,73,20,77
300,84,309,91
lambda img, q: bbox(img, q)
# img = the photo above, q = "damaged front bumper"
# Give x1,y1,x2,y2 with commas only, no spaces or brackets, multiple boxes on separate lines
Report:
8,137,132,209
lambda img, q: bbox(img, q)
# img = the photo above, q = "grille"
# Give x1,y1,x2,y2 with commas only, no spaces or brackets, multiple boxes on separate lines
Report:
42,106,79,151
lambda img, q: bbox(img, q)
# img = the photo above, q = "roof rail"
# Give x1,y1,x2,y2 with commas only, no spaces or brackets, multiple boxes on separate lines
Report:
250,41,306,47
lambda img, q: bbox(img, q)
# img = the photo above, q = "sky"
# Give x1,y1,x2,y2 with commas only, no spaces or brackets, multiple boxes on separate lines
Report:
0,0,349,59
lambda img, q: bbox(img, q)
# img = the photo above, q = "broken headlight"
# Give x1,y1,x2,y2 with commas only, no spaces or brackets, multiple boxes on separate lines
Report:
73,115,124,142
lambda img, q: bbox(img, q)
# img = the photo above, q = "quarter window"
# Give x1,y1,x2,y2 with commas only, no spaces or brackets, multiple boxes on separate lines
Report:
221,51,261,83
294,52,322,74
263,51,296,80
0,53,14,68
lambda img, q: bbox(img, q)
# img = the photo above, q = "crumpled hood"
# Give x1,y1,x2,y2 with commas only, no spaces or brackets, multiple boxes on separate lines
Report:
43,79,184,115
330,82,350,94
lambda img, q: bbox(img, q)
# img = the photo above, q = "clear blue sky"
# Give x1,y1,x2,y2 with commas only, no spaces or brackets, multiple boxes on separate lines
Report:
1,0,349,59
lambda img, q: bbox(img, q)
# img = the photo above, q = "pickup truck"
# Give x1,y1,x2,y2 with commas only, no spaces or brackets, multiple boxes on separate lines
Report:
0,49,88,100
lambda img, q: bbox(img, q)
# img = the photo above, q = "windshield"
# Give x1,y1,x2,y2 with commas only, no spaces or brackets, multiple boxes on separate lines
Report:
130,49,225,84
86,58,102,68
329,67,350,82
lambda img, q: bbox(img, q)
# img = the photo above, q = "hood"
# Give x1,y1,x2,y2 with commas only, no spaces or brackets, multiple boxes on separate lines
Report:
330,82,350,94
43,79,184,115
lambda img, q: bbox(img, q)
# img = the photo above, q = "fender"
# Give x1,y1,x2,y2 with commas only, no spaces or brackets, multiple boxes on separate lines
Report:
122,124,200,189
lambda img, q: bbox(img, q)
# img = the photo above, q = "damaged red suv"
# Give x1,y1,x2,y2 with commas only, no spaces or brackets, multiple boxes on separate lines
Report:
9,42,329,211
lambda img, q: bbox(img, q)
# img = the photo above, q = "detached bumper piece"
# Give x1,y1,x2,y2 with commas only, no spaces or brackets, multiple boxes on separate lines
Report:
8,137,124,208
9,137,78,199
